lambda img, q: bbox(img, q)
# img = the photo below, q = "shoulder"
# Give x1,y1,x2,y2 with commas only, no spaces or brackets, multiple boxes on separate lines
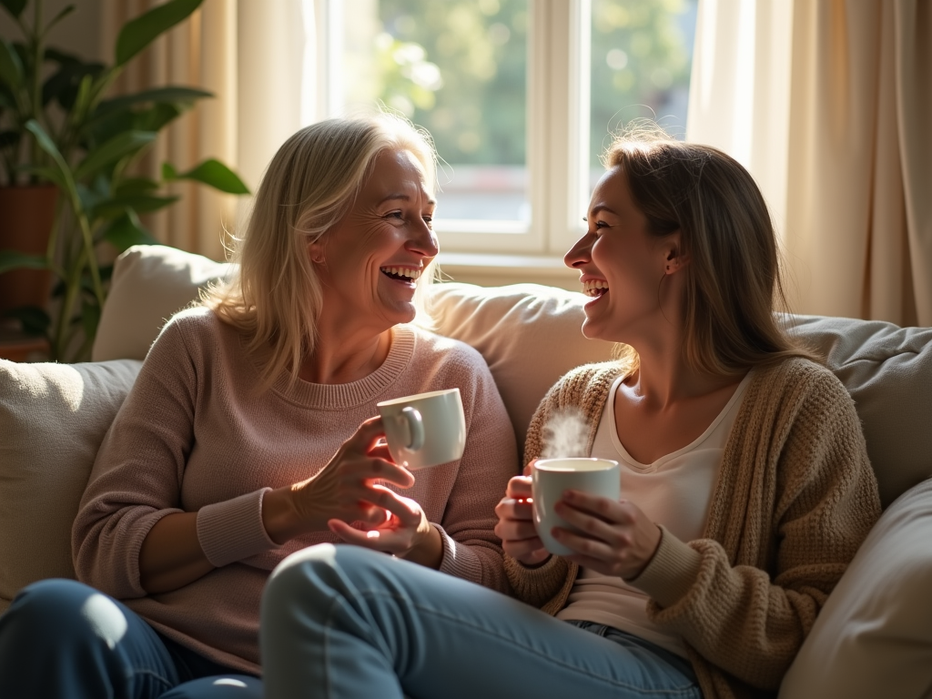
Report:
148,305,236,362
549,360,631,404
407,325,493,373
749,356,851,407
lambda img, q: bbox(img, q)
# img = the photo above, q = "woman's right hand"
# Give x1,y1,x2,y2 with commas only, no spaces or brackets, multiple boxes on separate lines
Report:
262,416,416,544
494,463,551,566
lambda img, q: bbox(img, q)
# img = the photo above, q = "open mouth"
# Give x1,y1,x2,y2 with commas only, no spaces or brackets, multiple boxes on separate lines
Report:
583,280,608,298
380,267,421,283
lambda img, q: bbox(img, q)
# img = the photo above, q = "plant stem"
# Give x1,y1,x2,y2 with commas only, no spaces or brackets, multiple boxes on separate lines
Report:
29,0,45,182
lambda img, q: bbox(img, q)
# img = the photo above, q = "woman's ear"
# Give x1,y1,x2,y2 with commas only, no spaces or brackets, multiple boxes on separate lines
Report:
662,233,688,274
308,239,325,265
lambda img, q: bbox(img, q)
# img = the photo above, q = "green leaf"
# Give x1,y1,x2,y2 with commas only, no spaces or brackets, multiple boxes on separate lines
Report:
0,0,27,20
95,86,213,116
0,250,50,275
114,177,160,197
102,211,158,251
45,4,76,34
115,0,204,67
0,39,24,91
73,130,157,181
17,164,67,189
93,193,179,218
164,158,250,194
80,296,101,344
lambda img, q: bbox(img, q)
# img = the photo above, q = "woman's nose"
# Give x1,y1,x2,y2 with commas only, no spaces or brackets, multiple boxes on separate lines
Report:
407,219,439,257
564,233,593,269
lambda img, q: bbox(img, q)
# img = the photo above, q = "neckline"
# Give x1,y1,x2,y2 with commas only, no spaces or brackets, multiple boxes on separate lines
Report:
608,369,754,471
246,325,417,408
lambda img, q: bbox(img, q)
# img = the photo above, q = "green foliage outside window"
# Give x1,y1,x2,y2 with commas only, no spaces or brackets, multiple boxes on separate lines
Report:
350,0,694,168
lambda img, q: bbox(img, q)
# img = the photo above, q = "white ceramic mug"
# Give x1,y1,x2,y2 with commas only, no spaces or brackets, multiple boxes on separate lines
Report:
532,457,621,556
377,388,466,469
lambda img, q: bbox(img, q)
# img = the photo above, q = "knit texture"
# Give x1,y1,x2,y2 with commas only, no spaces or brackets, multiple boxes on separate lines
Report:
72,306,519,674
505,357,881,699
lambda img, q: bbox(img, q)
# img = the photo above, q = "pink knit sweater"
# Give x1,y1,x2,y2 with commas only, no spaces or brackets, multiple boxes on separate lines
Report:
73,306,519,674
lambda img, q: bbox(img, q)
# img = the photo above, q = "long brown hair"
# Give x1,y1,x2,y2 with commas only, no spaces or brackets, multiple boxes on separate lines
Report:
604,126,819,374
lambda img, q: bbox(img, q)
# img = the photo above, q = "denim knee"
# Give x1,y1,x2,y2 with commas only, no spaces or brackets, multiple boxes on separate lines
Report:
0,578,119,646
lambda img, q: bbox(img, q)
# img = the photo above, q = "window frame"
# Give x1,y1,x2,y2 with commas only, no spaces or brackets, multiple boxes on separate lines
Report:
311,0,596,284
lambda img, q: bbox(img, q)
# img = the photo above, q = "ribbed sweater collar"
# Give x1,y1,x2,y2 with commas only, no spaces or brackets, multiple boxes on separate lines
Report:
263,325,416,408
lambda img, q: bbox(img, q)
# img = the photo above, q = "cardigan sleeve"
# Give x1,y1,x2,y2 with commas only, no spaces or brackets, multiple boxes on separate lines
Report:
630,363,882,691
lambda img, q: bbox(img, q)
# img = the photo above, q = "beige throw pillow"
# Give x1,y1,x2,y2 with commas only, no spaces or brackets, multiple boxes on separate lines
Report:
0,359,142,613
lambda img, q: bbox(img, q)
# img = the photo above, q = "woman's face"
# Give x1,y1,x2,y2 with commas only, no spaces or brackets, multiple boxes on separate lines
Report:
564,165,677,343
312,148,438,332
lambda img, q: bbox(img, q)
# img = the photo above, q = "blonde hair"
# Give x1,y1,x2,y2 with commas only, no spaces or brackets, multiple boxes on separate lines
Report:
603,124,819,374
202,112,439,389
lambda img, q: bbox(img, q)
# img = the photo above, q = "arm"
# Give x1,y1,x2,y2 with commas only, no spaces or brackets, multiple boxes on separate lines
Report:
634,367,882,690
432,358,521,592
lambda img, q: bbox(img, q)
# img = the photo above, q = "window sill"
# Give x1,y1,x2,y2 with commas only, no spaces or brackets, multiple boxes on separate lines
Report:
436,252,581,291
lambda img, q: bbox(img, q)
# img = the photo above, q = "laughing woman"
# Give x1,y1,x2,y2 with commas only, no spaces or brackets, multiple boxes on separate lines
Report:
0,113,519,698
258,126,881,699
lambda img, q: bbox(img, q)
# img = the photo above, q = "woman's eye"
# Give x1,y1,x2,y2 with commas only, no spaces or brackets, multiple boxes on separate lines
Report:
387,211,404,220
422,215,433,228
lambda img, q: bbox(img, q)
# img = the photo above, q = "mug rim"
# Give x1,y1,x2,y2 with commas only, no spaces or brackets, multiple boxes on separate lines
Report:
376,387,461,408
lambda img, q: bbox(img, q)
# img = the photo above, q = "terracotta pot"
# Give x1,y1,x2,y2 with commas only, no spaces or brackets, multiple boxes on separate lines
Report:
0,184,58,317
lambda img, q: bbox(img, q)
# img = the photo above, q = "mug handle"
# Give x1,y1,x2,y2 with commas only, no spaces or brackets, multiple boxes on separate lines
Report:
401,406,425,450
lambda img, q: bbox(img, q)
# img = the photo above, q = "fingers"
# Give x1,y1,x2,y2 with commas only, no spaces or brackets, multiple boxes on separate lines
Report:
505,475,532,499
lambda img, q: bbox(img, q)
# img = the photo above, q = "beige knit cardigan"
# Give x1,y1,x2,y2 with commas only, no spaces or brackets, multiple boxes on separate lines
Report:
504,357,881,699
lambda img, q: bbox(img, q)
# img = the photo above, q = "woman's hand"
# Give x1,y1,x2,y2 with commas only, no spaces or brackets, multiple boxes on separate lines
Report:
552,489,662,580
328,493,443,568
494,463,551,566
262,416,416,543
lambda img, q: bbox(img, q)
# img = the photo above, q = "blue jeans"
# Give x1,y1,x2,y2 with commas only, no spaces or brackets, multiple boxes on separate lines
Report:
261,544,701,699
0,579,262,699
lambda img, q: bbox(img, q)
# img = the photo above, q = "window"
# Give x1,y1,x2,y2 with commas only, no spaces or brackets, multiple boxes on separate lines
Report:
305,0,697,276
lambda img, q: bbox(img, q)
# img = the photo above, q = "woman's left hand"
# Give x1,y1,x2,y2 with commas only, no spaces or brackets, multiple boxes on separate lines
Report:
552,490,663,580
327,491,443,568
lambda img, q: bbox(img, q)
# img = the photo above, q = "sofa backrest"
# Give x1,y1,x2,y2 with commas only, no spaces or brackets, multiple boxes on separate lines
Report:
94,244,932,507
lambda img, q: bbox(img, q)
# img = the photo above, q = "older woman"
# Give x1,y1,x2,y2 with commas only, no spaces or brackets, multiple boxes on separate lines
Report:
258,127,881,699
0,113,519,698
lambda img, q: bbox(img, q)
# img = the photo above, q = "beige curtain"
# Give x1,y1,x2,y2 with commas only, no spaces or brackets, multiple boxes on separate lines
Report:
688,0,931,326
100,0,307,261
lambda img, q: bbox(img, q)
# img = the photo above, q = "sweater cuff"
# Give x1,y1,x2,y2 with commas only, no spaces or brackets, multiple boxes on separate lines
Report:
625,525,702,609
196,488,278,567
435,524,483,582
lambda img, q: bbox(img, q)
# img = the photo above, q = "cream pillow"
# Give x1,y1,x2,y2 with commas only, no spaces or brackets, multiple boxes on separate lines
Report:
0,358,142,613
778,478,932,699
430,282,615,452
785,315,932,508
92,244,232,362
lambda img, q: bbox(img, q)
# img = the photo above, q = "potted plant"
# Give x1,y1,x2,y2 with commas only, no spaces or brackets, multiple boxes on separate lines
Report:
0,0,249,361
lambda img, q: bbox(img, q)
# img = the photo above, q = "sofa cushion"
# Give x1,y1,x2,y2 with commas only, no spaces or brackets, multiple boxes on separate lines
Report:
0,358,142,613
778,478,932,699
92,244,233,362
783,315,932,508
95,245,932,504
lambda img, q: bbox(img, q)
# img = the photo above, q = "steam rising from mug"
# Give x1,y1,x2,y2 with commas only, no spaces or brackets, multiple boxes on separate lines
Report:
540,408,589,459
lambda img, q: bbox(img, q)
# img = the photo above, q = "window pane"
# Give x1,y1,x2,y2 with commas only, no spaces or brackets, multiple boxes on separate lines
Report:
338,0,529,223
589,0,698,176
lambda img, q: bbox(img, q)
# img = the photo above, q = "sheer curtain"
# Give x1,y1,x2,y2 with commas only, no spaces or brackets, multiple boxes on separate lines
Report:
100,0,307,260
688,0,931,326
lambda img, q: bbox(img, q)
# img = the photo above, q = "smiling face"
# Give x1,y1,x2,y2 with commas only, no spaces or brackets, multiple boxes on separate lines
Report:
564,166,681,343
311,148,438,334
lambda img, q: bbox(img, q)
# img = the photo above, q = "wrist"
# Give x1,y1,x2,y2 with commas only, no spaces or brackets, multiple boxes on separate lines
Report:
261,486,303,544
401,523,444,569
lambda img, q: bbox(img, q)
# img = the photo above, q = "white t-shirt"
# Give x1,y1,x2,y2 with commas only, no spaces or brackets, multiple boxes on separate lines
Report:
555,371,753,657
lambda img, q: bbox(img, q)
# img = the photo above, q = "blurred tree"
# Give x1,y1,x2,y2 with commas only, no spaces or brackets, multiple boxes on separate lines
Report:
347,0,695,167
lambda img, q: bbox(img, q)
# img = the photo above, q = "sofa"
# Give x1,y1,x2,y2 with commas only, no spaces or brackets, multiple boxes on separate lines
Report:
2,244,931,698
